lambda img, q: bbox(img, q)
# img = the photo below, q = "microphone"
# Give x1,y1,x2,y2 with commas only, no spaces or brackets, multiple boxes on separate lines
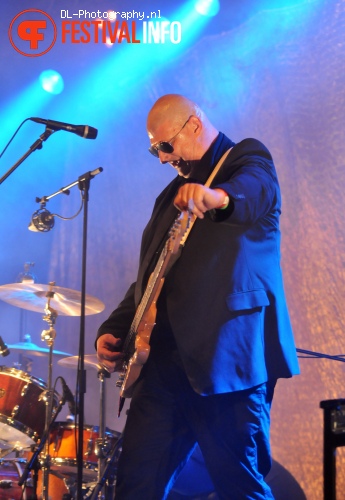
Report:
0,336,10,357
28,207,55,232
61,378,76,415
30,117,98,140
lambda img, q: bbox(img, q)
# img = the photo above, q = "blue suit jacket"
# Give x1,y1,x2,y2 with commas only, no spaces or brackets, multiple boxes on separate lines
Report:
97,134,300,394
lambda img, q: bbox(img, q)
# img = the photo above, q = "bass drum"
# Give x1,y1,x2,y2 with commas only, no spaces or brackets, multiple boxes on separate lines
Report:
0,366,59,449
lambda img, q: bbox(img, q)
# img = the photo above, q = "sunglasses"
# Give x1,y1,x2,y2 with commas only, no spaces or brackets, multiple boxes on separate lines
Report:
148,116,192,158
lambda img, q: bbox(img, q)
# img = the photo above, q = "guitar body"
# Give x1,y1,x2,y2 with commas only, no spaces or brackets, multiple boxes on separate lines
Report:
119,278,164,399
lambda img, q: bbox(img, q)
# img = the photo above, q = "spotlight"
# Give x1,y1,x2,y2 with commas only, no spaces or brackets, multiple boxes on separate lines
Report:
39,70,64,95
194,0,220,17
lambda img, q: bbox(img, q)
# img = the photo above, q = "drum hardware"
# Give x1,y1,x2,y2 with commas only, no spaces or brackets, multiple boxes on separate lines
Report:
89,432,123,500
88,367,121,500
40,284,64,500
95,368,112,499
16,261,37,286
11,405,20,418
0,336,10,358
86,436,94,457
58,355,122,499
15,262,38,377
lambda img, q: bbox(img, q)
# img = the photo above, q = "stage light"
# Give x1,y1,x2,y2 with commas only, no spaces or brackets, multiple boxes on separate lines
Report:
194,0,220,17
39,70,64,95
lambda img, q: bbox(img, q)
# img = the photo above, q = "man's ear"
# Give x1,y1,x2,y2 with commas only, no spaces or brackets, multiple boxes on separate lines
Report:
189,115,202,136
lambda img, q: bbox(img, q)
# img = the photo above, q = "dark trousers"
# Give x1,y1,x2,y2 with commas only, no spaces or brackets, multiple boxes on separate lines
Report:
115,353,276,500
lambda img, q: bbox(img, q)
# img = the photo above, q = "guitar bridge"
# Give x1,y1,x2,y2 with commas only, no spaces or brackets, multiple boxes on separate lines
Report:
116,367,127,388
115,378,123,388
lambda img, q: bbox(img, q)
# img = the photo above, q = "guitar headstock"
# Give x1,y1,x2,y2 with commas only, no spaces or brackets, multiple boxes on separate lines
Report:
167,211,192,254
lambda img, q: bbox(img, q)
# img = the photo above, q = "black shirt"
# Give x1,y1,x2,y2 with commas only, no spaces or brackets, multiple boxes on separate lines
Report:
149,132,235,353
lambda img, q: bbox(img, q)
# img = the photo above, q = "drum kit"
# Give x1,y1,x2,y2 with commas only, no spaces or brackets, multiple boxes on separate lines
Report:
0,281,122,500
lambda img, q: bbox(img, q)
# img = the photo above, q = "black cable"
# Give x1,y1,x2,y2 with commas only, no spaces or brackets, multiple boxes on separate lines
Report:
0,118,31,159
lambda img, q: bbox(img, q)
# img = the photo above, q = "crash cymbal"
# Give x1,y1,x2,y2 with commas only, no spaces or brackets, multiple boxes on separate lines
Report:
58,354,102,371
7,340,72,357
0,283,104,316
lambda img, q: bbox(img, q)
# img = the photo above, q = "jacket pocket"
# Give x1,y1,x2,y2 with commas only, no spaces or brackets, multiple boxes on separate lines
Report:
226,289,270,312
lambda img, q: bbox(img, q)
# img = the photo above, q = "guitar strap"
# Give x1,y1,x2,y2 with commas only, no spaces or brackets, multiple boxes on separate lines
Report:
140,147,233,285
180,147,232,246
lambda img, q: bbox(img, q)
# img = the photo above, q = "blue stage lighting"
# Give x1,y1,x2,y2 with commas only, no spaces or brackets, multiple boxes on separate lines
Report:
39,70,64,95
195,0,220,17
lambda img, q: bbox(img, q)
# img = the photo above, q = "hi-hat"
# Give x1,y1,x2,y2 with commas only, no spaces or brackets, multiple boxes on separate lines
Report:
7,340,72,357
0,283,105,316
58,354,102,371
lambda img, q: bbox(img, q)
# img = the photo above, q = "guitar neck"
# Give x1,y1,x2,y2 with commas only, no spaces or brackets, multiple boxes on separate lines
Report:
122,211,190,357
122,243,172,356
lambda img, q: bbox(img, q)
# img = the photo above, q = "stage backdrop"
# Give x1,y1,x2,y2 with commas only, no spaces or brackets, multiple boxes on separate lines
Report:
0,1,344,498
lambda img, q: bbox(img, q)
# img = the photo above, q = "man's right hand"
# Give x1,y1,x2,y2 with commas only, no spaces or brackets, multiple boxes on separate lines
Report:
96,334,125,373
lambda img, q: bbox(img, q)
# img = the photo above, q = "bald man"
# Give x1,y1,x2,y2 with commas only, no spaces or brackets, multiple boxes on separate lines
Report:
96,94,299,499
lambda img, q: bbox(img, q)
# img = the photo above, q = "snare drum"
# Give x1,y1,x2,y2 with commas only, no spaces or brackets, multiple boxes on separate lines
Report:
0,458,33,500
47,422,120,482
0,366,59,449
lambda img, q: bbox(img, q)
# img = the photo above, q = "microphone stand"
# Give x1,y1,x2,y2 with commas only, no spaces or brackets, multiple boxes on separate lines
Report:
77,170,90,500
0,127,55,186
296,347,345,500
32,167,103,500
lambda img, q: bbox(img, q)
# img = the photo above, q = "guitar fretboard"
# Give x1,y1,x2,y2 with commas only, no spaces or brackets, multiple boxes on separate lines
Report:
122,241,169,357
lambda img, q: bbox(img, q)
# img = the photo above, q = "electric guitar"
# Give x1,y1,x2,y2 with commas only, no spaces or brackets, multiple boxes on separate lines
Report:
116,210,191,416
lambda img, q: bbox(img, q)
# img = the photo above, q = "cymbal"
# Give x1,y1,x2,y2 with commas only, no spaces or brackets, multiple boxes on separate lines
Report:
7,340,72,357
0,283,105,316
58,354,102,371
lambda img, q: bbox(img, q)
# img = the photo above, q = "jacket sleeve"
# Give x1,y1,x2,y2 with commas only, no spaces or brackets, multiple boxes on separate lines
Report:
96,282,136,344
210,155,279,225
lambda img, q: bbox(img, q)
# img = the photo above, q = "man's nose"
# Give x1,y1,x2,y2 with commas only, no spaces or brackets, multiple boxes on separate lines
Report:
158,151,171,164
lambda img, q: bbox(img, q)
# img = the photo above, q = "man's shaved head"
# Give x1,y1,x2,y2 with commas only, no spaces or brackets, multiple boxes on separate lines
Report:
147,94,201,135
146,94,219,176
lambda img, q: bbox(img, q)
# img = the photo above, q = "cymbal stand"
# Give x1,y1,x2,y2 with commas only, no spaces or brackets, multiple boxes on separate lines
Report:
40,283,59,500
90,432,123,500
94,367,111,499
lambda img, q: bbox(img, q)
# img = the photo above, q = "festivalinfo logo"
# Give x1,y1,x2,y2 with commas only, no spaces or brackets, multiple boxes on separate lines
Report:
9,8,183,56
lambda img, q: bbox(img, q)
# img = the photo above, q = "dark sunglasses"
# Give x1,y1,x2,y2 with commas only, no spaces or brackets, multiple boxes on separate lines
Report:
148,116,192,158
